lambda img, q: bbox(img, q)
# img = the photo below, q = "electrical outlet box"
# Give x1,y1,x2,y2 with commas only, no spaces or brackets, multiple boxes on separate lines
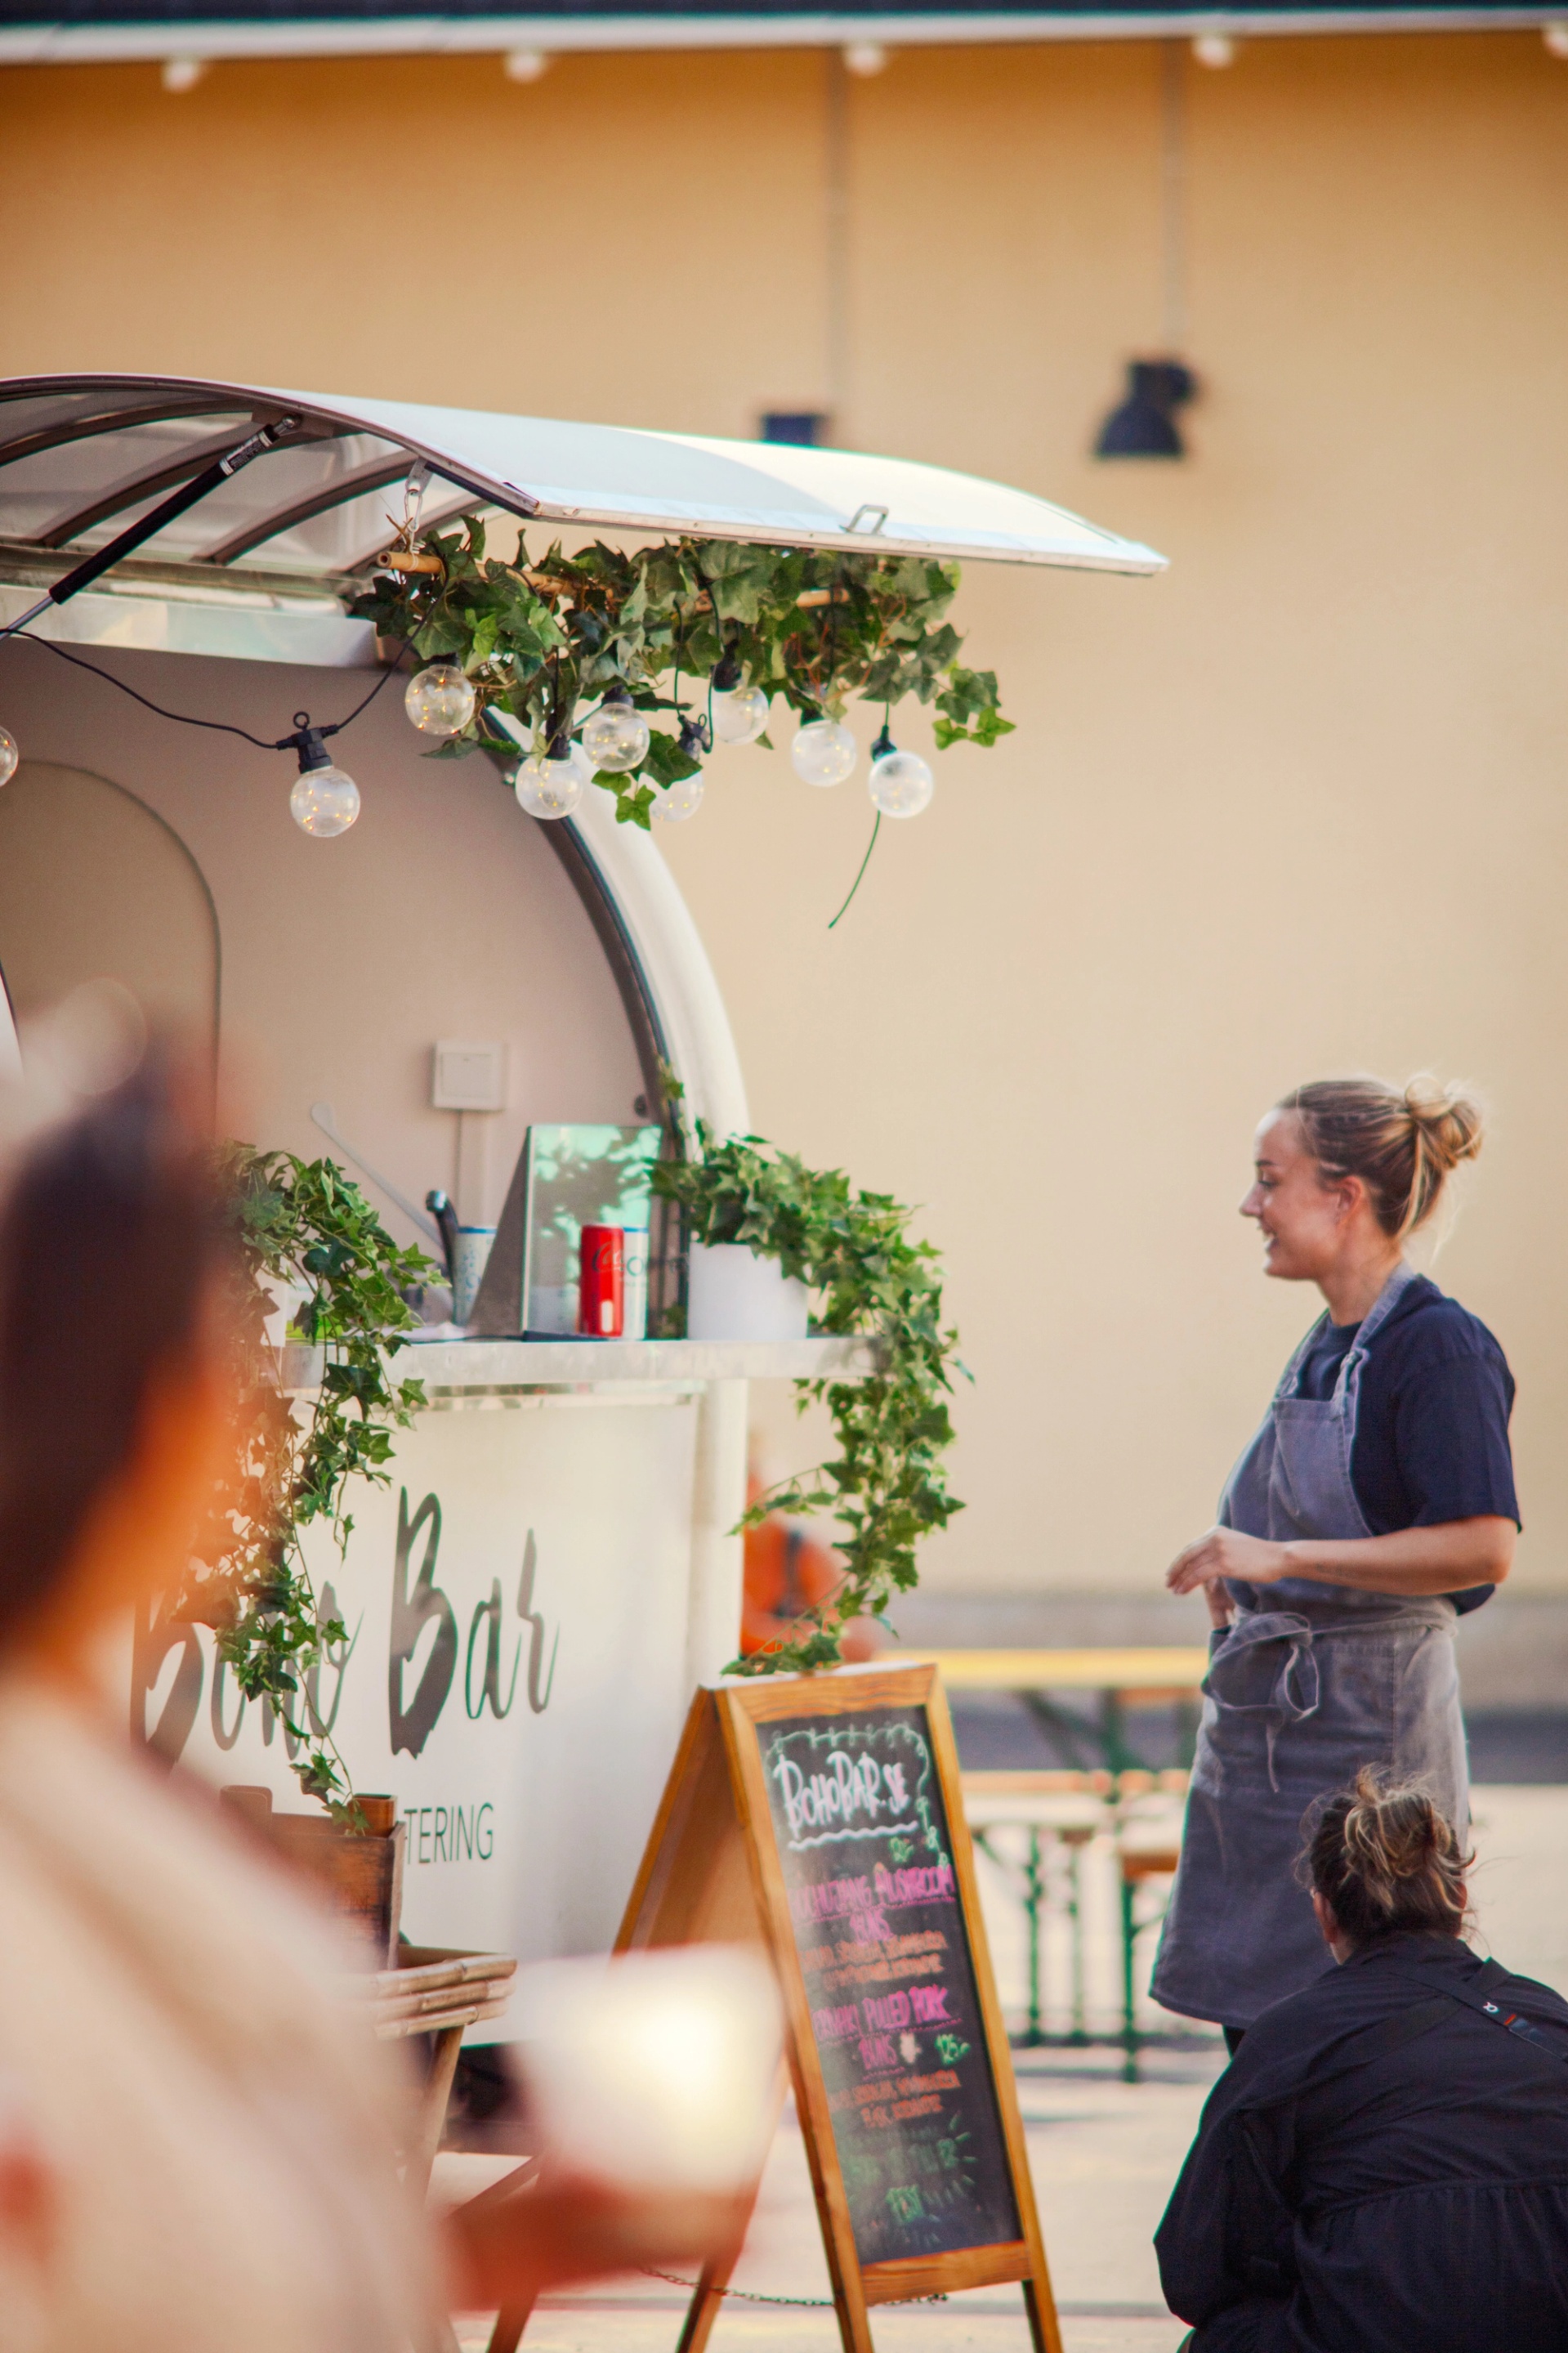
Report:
432,1041,508,1113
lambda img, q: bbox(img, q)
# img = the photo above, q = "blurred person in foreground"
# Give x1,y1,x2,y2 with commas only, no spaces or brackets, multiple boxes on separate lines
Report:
1157,1774,1568,2352
0,1054,745,2351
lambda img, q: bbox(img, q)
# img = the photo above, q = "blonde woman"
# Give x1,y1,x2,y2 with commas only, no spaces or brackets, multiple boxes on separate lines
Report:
1151,1078,1518,2042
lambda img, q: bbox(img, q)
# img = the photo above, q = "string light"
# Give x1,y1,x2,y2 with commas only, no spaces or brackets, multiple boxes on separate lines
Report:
0,727,16,788
288,722,360,837
713,685,770,745
404,661,477,736
9,635,397,837
868,726,934,819
654,776,704,824
580,687,651,773
791,718,857,787
516,740,591,820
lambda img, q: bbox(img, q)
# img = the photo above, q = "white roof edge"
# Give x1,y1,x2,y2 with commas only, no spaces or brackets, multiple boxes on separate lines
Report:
0,7,1557,60
0,373,1167,575
521,508,1164,571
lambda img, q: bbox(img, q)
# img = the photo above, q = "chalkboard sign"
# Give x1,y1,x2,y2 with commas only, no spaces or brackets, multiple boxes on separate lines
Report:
615,1664,1061,2353
760,1705,1020,2266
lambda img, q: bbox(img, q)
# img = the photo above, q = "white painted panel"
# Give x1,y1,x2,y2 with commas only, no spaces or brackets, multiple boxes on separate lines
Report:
135,1395,699,2030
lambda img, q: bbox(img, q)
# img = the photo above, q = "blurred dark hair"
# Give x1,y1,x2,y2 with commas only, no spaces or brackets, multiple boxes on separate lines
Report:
1306,1769,1470,1947
0,1053,226,1639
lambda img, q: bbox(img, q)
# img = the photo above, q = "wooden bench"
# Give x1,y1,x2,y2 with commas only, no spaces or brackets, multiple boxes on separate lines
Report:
891,1647,1209,1773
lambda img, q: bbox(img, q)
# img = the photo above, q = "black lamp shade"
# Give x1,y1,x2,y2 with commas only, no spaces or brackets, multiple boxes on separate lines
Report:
1094,360,1198,459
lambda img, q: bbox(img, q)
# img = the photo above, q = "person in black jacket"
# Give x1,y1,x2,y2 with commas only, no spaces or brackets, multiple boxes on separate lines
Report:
1156,1771,1568,2353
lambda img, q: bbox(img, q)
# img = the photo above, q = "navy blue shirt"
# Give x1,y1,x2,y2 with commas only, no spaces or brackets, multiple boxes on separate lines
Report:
1293,1273,1518,1612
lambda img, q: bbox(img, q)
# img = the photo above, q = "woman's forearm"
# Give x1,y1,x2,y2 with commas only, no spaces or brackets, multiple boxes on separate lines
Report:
1283,1517,1514,1594
1167,1517,1516,1602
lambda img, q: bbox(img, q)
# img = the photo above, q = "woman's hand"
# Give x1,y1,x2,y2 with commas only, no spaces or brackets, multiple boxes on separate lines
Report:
1166,1526,1292,1604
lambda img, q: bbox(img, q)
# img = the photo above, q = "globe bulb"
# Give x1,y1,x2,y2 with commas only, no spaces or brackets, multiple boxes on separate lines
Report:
290,763,360,837
654,774,704,824
869,747,935,819
712,685,770,745
791,718,857,787
581,698,651,773
404,661,477,737
516,740,591,820
0,726,17,789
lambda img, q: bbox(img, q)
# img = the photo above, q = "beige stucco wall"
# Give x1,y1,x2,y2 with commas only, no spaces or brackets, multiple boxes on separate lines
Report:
4,31,1567,1603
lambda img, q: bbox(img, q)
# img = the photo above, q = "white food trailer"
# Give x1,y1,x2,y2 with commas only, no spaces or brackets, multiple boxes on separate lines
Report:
0,374,1162,2026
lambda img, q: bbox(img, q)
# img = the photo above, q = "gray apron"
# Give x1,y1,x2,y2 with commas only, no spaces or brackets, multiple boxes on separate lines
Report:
1150,1261,1467,2028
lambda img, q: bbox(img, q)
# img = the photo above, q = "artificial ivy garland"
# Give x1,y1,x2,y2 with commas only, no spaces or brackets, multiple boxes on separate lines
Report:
354,521,1012,828
183,1122,960,1784
654,1121,967,1675
187,1149,434,1817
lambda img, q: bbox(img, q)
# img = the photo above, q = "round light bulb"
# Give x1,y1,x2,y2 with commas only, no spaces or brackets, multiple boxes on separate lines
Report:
404,661,477,737
712,686,770,745
791,719,858,787
869,747,935,819
290,763,360,837
0,726,17,789
581,699,651,773
654,775,704,825
516,741,591,820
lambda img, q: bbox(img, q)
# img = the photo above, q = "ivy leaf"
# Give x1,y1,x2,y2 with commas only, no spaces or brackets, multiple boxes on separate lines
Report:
610,781,658,829
641,731,703,786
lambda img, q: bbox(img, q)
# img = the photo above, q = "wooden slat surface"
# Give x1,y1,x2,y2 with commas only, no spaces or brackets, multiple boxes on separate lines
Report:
342,1945,516,2038
887,1647,1209,1693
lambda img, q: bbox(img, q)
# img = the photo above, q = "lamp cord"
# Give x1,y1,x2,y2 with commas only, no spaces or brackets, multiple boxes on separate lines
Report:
827,809,881,929
7,627,406,751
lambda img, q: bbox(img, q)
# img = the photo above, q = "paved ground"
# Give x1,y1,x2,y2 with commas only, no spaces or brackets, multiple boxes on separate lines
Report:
442,2048,1217,2353
436,1785,1568,2353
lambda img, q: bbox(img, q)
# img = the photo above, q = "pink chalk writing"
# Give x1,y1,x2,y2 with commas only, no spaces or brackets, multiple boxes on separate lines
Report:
811,2004,860,2042
873,1858,957,1908
909,1983,953,2024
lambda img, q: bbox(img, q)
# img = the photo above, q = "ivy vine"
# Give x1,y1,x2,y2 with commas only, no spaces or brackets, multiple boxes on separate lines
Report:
653,1122,967,1674
352,521,1012,829
187,1148,436,1818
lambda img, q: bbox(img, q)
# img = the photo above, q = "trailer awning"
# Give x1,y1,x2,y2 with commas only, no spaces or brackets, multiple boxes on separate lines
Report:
0,374,1165,594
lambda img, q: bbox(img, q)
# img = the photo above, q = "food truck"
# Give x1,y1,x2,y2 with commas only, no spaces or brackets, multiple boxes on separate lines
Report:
0,374,1163,2018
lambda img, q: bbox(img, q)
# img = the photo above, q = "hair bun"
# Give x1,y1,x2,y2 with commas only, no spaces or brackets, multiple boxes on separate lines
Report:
1403,1075,1485,1177
1282,1074,1484,1237
1307,1769,1471,1945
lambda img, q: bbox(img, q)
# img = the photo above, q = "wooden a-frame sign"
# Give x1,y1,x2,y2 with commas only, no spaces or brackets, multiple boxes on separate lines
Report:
614,1662,1062,2353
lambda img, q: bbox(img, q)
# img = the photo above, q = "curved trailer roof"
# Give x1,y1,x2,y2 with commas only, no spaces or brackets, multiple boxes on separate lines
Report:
0,373,1165,585
0,373,1164,1140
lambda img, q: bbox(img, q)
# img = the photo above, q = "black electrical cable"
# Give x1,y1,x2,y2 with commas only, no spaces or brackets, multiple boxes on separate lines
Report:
9,626,406,752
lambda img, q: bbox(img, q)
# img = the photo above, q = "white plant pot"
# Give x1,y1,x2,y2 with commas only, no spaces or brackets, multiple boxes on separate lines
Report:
686,1242,809,1344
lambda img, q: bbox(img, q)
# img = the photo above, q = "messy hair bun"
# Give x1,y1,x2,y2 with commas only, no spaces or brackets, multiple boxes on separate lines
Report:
1307,1770,1470,1947
1279,1073,1484,1237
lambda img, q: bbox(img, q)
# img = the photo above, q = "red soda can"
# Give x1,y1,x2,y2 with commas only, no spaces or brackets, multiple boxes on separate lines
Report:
579,1225,625,1337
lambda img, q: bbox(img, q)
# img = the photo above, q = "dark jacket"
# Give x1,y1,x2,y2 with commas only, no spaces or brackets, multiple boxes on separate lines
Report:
1156,1932,1568,2352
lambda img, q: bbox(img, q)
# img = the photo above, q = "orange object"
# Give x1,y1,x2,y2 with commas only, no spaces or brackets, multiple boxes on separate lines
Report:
740,1480,878,1658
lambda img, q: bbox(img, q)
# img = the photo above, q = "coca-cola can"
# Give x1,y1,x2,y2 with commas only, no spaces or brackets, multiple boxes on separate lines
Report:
579,1224,625,1337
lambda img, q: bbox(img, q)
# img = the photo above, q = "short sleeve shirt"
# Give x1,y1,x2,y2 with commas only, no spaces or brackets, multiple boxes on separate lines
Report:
1292,1273,1519,1611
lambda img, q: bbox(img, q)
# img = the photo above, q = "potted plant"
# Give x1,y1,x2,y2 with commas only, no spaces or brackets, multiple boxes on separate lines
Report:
654,1102,967,1675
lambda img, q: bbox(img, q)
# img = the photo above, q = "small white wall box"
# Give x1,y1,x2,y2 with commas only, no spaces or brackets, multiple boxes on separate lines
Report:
432,1041,508,1112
